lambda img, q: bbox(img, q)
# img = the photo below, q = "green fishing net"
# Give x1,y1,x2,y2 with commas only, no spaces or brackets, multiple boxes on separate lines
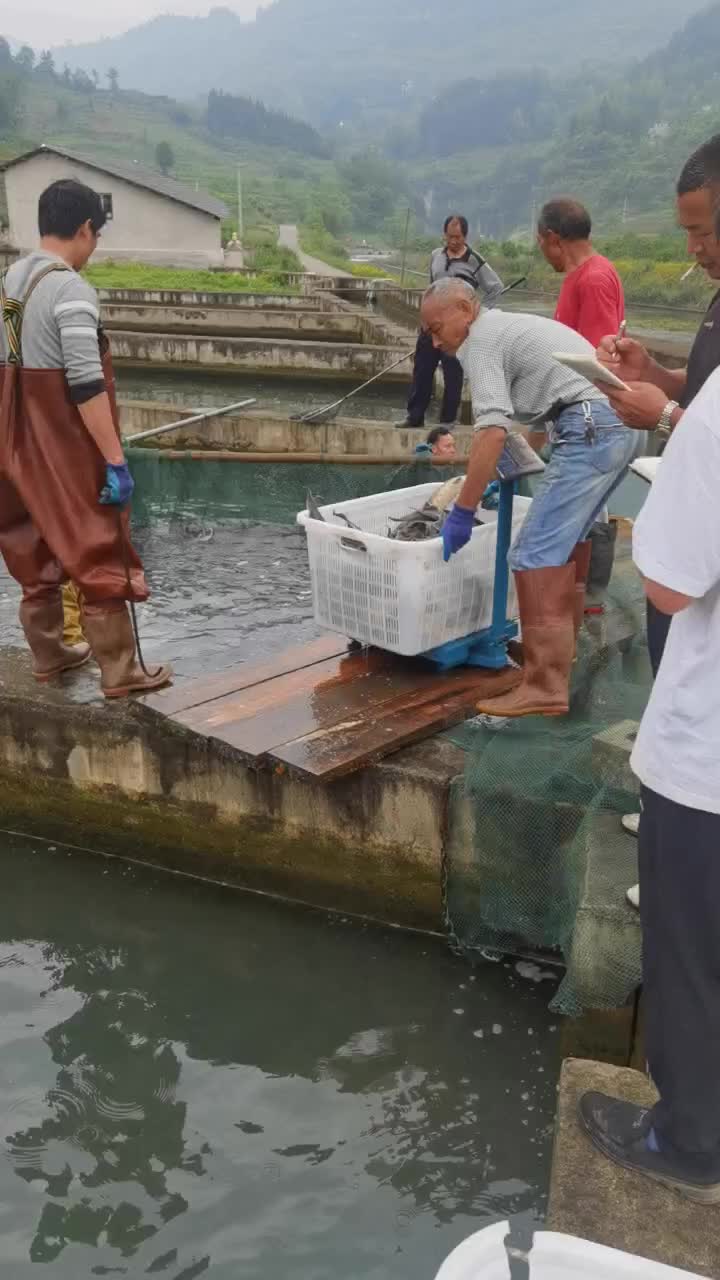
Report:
444,534,649,1016
128,449,463,527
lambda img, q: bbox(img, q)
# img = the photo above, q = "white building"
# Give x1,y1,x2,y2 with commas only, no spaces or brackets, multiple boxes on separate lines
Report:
1,145,228,269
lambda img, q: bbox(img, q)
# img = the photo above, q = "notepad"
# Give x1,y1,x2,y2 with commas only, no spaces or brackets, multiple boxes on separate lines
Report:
552,352,631,392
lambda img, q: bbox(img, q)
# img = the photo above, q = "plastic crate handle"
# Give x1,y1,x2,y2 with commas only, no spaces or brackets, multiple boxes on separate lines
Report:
340,536,368,554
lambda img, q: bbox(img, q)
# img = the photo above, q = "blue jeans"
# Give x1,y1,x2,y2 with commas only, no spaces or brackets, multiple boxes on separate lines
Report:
509,402,644,571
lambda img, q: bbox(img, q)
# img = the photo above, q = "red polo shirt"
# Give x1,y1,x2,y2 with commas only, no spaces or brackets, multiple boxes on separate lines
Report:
554,253,624,348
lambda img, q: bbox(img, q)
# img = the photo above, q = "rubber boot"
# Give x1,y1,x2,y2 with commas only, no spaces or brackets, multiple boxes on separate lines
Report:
585,520,618,615
20,592,92,683
570,540,592,642
475,564,576,718
81,603,172,699
62,583,86,647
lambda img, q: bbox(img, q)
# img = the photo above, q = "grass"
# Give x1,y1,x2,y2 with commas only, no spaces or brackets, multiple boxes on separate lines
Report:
85,262,300,294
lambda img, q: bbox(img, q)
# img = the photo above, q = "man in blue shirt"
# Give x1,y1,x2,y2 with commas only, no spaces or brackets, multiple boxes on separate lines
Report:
395,215,503,430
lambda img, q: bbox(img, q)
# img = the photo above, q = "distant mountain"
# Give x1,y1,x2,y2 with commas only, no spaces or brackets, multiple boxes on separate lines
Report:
53,0,707,128
402,1,720,236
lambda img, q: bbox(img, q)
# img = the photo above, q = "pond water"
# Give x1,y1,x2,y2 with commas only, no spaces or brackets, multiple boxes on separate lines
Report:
0,833,560,1278
116,369,408,423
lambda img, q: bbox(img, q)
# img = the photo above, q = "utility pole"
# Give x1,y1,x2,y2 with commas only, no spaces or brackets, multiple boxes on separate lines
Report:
236,164,244,246
399,207,411,286
622,196,629,225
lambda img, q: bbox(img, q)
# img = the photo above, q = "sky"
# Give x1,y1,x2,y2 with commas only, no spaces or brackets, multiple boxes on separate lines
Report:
0,2,265,49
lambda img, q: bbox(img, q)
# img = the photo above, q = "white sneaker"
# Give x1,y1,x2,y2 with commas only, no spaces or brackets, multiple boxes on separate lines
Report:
622,812,640,837
626,883,640,910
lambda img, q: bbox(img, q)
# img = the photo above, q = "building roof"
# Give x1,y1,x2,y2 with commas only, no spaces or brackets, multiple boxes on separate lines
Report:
0,145,228,221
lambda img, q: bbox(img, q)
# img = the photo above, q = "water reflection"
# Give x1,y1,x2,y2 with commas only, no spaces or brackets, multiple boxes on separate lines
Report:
0,837,559,1278
116,369,407,423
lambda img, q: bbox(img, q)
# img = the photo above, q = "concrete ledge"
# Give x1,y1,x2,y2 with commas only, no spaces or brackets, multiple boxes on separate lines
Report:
98,289,314,308
549,1059,720,1277
104,304,389,345
0,649,463,930
119,399,475,456
109,330,408,379
560,813,641,1012
592,720,639,793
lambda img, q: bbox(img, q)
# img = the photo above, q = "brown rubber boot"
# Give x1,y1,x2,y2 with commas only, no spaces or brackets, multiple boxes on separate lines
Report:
20,593,92,683
569,540,592,641
81,604,172,699
475,563,577,718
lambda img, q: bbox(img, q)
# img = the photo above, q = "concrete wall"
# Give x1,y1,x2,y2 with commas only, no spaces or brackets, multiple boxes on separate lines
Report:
120,399,468,456
103,303,379,344
0,651,457,930
4,151,224,268
108,331,408,379
98,288,318,309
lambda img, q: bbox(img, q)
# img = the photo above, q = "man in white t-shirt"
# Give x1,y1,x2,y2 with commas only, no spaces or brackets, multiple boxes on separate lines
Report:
579,366,720,1203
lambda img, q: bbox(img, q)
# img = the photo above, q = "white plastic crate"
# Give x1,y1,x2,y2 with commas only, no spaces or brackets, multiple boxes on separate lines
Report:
296,482,531,656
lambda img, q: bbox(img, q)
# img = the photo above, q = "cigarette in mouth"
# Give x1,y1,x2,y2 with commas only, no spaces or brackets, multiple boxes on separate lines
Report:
681,263,698,282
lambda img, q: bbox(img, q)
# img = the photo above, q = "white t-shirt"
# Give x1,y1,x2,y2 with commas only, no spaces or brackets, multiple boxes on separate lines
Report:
631,368,720,814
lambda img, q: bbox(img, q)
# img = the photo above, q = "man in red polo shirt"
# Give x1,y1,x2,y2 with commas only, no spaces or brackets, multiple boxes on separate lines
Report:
538,197,625,615
538,196,624,347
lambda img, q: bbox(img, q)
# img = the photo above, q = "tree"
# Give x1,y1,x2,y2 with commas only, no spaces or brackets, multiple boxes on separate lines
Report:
206,90,329,158
155,141,175,175
72,69,95,94
37,50,56,79
15,45,35,74
107,66,119,94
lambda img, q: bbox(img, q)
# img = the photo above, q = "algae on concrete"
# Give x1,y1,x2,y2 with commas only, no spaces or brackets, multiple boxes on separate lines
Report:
0,648,459,929
549,1058,720,1278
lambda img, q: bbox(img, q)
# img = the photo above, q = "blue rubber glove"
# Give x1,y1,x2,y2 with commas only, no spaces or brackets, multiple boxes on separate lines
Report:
99,462,134,507
442,503,475,563
481,480,500,510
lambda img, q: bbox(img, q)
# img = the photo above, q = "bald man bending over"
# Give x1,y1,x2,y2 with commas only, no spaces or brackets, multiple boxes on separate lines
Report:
425,279,642,718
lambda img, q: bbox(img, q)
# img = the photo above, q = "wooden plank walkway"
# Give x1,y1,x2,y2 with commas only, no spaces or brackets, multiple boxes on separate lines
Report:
143,640,521,782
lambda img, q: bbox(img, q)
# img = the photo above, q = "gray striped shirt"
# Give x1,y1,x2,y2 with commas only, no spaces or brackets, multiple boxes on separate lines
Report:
430,246,504,302
0,251,104,403
460,308,608,433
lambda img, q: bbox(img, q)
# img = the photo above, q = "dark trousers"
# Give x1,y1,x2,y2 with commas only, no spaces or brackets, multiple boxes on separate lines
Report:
406,330,463,426
647,600,672,679
640,786,720,1169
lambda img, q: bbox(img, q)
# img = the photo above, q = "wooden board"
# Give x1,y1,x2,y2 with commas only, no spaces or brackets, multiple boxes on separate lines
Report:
143,639,521,782
270,666,521,781
142,634,348,717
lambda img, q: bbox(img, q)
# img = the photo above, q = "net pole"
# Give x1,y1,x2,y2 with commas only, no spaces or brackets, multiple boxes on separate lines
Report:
491,480,514,634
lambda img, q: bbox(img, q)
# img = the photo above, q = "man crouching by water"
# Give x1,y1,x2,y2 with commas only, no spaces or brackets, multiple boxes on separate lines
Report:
425,278,642,718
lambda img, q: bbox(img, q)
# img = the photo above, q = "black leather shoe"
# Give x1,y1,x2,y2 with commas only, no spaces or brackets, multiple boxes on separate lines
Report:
579,1092,720,1204
394,418,423,429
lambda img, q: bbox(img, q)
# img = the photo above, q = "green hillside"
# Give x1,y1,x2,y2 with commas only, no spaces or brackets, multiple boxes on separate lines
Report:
0,70,342,236
397,3,720,237
4,4,720,257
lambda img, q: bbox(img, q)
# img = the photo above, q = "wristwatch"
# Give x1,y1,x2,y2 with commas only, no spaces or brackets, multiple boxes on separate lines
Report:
657,400,679,438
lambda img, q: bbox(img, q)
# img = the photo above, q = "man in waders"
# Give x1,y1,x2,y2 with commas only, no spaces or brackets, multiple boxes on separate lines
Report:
0,179,171,698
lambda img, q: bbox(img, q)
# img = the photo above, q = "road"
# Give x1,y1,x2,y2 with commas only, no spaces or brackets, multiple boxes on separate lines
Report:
278,224,348,278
